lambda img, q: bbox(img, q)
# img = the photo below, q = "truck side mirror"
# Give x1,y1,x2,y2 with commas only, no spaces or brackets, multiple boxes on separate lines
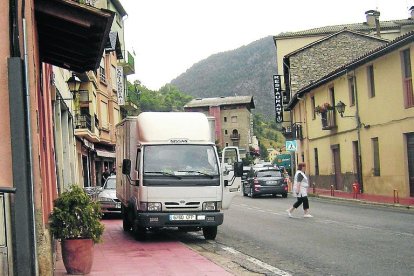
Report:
233,161,243,177
122,159,131,175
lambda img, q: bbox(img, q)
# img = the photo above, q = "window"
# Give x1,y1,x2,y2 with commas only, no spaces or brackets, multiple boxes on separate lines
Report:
111,65,117,90
314,148,319,175
311,96,316,119
224,130,228,135
367,65,375,98
348,76,356,106
99,57,106,83
401,48,414,108
231,116,237,123
372,137,380,176
100,101,109,129
224,117,227,123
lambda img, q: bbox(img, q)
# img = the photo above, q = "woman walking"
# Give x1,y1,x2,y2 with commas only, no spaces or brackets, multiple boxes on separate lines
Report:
286,163,313,218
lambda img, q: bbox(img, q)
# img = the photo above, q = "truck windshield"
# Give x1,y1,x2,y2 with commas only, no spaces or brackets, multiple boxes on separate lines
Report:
143,145,219,176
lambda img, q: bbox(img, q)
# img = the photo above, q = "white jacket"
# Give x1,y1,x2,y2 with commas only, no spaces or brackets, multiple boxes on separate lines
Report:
293,170,308,197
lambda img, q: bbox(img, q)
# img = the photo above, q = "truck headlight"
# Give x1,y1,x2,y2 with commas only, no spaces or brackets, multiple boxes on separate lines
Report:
140,202,162,212
202,202,217,211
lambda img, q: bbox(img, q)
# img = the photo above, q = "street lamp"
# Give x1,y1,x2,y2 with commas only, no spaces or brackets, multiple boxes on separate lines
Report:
335,101,346,117
66,73,81,99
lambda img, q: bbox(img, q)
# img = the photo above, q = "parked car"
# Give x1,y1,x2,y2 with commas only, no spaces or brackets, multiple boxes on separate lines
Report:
98,175,121,215
243,168,288,198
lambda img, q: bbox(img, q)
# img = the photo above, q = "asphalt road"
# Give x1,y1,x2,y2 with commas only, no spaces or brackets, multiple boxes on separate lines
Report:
175,194,414,276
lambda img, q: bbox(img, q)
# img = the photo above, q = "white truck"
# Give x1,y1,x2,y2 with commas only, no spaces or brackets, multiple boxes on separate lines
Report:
116,112,243,240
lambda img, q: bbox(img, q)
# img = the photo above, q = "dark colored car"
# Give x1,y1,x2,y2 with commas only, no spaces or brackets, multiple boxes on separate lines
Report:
243,168,288,198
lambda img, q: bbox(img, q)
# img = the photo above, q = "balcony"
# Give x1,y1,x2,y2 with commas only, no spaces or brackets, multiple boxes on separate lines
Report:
321,109,337,130
230,133,241,140
75,113,100,142
119,50,135,75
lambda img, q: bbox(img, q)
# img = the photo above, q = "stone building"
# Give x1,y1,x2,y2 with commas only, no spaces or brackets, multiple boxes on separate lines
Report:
184,96,255,157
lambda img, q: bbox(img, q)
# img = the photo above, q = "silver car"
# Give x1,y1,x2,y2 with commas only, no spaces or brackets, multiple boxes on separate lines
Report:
98,175,121,215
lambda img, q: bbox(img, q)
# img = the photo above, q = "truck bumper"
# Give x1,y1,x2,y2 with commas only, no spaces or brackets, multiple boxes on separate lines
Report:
135,212,223,228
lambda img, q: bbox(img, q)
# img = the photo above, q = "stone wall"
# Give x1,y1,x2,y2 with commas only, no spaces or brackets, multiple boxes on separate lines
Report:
289,32,386,95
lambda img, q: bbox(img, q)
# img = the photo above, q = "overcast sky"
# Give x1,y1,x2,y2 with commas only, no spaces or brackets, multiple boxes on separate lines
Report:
121,0,413,91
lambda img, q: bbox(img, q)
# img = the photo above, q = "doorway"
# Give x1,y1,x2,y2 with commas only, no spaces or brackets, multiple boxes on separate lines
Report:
407,133,414,197
332,145,343,190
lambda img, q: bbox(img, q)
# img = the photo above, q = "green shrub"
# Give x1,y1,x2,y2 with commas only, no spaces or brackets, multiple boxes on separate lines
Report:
49,185,104,243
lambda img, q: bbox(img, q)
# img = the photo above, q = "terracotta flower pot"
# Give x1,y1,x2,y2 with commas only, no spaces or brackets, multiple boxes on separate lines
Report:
61,239,94,275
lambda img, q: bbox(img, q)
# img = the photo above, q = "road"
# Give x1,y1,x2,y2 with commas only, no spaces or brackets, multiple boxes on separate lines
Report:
173,194,414,276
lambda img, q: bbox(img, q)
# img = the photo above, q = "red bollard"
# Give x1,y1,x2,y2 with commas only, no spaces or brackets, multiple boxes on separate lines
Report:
352,181,359,199
330,185,334,197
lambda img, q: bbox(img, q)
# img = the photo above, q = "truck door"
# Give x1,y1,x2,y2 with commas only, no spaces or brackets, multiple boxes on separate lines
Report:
221,147,241,209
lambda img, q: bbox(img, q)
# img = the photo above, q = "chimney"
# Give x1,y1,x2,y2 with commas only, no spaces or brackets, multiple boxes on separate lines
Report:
410,6,414,19
365,10,381,37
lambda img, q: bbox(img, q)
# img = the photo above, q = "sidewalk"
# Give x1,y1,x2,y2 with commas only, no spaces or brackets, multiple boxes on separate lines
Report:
53,219,232,276
311,188,414,208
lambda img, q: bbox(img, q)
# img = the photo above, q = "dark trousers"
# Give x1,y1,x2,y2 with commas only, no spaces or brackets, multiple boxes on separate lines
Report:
293,196,309,210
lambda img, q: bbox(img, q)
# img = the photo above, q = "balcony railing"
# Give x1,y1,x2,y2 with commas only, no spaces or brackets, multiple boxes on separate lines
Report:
321,109,337,130
75,113,92,131
230,133,240,140
120,50,135,75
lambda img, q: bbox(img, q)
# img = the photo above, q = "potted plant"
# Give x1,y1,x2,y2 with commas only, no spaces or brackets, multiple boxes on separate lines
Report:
315,102,333,114
49,185,104,275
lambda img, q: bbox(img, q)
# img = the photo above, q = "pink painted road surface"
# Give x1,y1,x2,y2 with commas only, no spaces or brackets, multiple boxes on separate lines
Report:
54,219,232,276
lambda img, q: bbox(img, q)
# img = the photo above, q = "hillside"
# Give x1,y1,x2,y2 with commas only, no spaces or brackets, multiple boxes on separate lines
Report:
170,36,278,120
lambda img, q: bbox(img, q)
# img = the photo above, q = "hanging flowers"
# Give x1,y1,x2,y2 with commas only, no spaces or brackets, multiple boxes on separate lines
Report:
315,103,333,114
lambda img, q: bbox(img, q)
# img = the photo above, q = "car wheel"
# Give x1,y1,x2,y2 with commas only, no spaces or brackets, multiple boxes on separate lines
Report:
249,188,255,198
243,185,248,196
282,193,288,198
203,226,217,240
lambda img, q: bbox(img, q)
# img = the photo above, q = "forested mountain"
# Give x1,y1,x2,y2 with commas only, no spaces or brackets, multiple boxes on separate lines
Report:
170,36,278,120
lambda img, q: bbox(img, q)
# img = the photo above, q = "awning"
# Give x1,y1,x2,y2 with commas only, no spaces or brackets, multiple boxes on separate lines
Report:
96,149,116,158
35,0,115,73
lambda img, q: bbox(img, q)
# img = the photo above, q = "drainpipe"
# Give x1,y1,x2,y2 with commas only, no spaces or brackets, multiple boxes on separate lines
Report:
8,0,38,274
353,70,364,193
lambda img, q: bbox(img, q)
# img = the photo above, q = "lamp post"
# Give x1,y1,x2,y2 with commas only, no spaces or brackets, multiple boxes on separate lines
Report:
334,100,364,193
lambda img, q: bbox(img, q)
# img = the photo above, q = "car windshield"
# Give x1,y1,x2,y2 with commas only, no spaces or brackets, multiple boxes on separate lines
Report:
256,170,282,177
104,178,116,189
143,145,219,175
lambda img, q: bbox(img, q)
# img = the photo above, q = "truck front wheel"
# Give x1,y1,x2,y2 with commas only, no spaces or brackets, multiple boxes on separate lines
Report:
132,221,146,241
202,226,217,240
122,205,132,232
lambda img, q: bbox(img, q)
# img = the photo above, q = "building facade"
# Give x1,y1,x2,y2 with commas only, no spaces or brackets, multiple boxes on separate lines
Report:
274,9,414,143
184,96,255,157
287,31,414,198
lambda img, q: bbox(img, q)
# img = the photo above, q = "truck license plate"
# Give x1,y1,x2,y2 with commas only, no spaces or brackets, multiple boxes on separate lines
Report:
169,214,196,221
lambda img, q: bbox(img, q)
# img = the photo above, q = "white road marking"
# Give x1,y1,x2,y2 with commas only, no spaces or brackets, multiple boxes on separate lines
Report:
221,245,291,276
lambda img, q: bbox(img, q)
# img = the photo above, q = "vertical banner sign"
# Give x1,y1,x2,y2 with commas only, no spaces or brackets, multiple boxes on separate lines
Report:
116,66,125,105
273,75,283,123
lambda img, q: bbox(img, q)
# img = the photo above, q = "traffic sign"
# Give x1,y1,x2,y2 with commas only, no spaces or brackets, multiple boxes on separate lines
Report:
285,140,297,152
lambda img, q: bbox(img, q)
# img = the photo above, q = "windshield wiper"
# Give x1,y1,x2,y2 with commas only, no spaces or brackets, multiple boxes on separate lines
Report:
177,170,214,179
144,171,182,179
